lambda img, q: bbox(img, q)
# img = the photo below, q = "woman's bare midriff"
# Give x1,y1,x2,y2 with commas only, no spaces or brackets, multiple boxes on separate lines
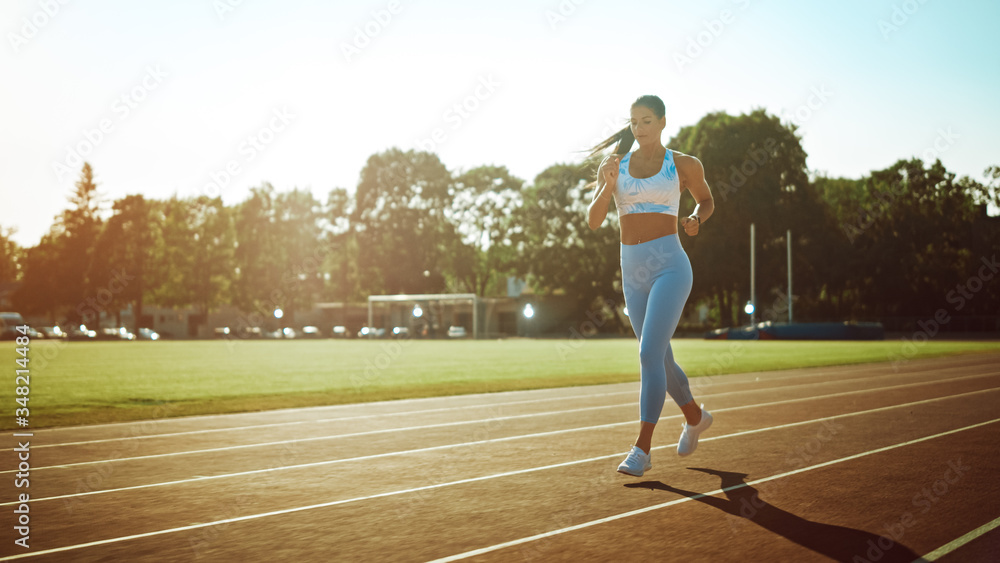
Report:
620,212,677,245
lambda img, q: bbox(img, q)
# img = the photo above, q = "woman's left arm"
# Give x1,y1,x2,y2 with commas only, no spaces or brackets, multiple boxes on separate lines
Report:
676,153,714,237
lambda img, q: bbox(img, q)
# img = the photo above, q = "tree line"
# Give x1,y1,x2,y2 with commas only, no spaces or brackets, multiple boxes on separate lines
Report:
2,109,998,334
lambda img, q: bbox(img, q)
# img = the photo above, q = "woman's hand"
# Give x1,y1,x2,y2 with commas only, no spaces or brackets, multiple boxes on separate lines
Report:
600,155,621,189
680,215,700,236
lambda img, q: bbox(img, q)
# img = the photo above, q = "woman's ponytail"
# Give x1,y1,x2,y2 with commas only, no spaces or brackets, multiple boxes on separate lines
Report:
587,124,635,159
583,125,633,191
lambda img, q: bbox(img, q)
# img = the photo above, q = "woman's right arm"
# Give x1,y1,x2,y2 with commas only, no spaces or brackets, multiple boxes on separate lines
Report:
588,155,619,230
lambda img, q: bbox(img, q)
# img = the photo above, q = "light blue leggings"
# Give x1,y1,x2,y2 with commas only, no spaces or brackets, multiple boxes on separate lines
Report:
620,233,694,424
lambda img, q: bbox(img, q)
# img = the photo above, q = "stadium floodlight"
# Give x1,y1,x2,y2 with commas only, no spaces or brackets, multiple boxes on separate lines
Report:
523,303,534,319
744,301,755,315
274,308,284,319
413,305,423,318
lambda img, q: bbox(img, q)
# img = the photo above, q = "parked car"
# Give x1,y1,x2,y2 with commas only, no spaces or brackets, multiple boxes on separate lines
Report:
66,325,97,340
448,325,467,338
37,326,66,339
0,312,26,340
235,326,263,339
213,327,232,338
95,327,133,341
330,325,350,339
357,326,386,338
136,328,161,341
392,326,410,339
299,326,323,338
281,327,297,339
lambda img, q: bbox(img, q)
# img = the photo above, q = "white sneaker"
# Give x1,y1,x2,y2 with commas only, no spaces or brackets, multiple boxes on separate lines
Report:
677,405,713,457
617,445,652,476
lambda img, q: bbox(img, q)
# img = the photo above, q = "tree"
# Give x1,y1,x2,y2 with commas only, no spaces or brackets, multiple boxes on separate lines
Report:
151,196,234,331
817,158,999,320
55,163,105,323
668,110,836,326
446,165,524,296
89,195,159,331
325,186,361,307
232,184,280,320
12,232,61,322
232,184,325,325
511,157,626,332
0,226,19,285
351,148,453,295
983,165,1000,211
272,187,325,322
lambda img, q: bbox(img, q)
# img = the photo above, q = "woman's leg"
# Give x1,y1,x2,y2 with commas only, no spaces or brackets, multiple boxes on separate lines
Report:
665,342,702,425
620,245,655,454
636,260,693,422
622,236,693,453
646,257,713,456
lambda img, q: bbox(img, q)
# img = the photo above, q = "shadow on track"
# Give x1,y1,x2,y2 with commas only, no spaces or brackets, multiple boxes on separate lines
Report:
625,468,921,563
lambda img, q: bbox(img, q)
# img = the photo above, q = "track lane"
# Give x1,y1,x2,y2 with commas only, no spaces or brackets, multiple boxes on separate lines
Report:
9,369,998,504
3,367,998,560
14,353,995,449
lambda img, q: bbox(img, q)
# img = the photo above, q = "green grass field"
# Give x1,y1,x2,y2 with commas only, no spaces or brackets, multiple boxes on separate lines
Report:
3,338,998,429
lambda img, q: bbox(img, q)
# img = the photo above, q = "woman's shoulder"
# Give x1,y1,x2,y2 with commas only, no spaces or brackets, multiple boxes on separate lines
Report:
670,150,703,172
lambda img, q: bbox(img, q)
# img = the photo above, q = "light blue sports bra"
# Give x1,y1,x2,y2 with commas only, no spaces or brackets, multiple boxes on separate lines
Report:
614,149,681,216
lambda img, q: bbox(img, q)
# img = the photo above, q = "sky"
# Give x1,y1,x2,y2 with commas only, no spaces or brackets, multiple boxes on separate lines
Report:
2,0,998,247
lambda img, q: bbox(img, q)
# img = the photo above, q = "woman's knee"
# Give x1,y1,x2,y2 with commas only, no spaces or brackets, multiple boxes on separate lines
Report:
638,340,668,369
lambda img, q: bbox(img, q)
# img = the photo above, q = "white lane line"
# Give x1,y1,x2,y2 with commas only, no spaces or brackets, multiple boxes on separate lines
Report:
16,355,987,448
9,370,997,474
3,416,997,562
5,391,637,450
0,365,868,449
913,515,1000,562
6,385,998,509
430,418,1000,563
0,401,634,471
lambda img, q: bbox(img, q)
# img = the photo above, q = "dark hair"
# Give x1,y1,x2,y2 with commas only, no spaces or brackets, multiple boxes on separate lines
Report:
587,95,666,158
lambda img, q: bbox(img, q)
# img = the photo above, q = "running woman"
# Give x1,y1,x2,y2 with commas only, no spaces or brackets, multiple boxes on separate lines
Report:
587,94,716,477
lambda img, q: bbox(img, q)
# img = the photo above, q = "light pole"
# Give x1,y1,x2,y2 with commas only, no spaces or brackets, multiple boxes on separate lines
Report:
787,228,793,324
749,223,756,326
